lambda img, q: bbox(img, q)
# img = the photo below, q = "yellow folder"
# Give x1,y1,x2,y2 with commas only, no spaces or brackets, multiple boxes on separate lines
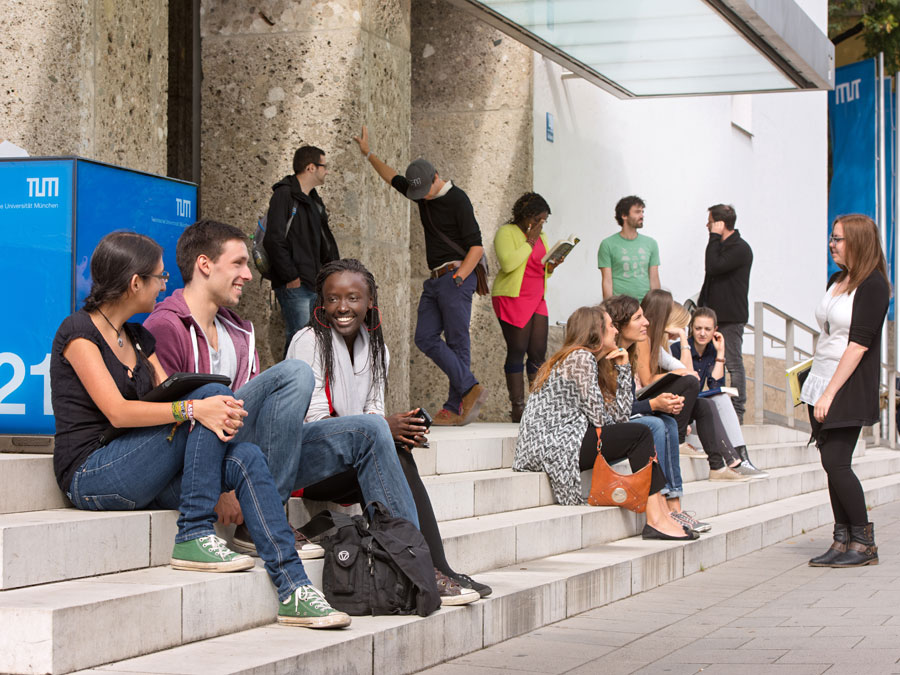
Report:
785,358,814,407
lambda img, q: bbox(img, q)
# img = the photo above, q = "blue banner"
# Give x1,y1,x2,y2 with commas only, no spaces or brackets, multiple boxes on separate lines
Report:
0,157,197,435
828,59,877,279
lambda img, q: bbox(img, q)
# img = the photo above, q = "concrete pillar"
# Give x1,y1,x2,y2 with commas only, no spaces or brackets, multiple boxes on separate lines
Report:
0,0,168,174
410,0,533,421
199,0,412,411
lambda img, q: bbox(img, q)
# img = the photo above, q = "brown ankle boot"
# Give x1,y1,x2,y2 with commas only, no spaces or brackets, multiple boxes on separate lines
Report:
506,373,525,423
808,523,849,567
828,522,878,567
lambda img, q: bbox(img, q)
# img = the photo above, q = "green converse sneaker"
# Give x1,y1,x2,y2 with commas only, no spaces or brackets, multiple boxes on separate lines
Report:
170,535,255,572
277,585,351,628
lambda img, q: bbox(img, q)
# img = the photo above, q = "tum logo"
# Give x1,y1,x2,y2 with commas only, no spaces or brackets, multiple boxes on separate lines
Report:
835,79,861,105
176,198,192,218
26,177,59,198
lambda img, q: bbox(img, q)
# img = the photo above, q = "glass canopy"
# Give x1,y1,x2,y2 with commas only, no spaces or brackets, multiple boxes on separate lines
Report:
445,0,834,98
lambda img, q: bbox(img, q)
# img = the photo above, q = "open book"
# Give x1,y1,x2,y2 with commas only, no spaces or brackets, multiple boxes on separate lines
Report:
541,235,580,265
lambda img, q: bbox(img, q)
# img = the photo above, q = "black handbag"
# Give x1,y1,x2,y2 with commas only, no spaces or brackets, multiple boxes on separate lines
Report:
298,502,441,617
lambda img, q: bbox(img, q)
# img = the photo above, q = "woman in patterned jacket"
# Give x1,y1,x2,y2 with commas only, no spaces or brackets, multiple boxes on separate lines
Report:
513,305,697,540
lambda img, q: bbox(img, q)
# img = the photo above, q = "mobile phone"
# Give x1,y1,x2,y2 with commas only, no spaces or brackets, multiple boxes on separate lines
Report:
416,407,433,429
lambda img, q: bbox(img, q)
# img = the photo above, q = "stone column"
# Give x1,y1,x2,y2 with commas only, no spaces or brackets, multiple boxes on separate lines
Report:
410,0,533,421
199,0,412,411
0,0,168,174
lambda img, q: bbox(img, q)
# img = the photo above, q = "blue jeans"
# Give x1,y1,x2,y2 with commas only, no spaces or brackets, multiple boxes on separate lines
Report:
631,414,682,498
275,284,317,355
414,271,478,413
68,383,310,600
234,360,419,529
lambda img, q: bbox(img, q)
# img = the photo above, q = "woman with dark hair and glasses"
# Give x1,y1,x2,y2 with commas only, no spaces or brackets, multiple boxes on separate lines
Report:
50,231,350,628
802,215,890,568
491,192,568,421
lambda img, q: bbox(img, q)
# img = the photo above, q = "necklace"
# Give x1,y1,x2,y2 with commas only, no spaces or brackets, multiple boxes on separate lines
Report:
97,309,124,347
823,287,843,336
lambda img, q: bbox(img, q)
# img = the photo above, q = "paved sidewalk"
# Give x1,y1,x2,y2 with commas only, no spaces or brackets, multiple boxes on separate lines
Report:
420,499,900,675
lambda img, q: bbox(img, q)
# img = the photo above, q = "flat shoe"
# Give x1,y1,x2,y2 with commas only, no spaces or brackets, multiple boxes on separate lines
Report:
641,523,698,541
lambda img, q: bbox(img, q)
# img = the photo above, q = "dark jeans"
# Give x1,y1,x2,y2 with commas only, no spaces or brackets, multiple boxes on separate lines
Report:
498,314,548,375
718,322,746,422
302,443,456,576
653,374,739,470
275,284,317,356
579,422,666,495
414,271,478,413
808,407,867,526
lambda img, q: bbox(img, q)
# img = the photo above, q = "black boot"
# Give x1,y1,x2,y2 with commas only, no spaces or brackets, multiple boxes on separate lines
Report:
828,523,878,567
808,523,849,566
527,371,537,391
506,373,526,423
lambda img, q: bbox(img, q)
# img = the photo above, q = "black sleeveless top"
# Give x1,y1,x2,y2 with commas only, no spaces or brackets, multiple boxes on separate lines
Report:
51,309,157,493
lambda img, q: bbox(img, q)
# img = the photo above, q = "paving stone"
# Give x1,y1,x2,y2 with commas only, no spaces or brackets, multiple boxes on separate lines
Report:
774,648,900,664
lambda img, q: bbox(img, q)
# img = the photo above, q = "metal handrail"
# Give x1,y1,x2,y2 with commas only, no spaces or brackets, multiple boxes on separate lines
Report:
749,301,898,447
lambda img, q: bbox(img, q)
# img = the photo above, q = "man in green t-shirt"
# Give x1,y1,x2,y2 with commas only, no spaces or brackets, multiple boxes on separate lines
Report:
598,195,660,301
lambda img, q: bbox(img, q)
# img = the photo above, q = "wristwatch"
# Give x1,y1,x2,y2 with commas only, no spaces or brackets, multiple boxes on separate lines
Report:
454,273,464,287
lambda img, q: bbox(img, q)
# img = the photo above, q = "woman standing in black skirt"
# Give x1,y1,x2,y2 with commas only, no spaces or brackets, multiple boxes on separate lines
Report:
801,214,890,567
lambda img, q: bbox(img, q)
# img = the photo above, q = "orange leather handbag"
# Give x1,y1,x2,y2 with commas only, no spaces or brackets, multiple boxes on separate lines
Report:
587,428,654,513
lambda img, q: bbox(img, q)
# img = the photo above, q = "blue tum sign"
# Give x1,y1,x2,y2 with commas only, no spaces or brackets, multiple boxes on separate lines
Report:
0,157,197,435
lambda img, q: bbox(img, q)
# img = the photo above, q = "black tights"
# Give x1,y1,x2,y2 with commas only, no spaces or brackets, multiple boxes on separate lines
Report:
654,375,739,469
579,422,667,495
499,315,548,375
808,408,867,526
301,445,456,576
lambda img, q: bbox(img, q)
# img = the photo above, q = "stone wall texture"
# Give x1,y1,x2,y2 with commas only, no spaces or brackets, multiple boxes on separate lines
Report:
0,0,168,174
410,0,533,421
200,0,413,412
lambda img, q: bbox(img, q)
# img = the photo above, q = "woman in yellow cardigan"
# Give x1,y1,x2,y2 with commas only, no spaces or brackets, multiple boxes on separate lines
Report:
492,193,567,421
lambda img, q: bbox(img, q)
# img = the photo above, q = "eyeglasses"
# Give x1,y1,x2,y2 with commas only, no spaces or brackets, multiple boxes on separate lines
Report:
144,272,170,282
829,236,845,244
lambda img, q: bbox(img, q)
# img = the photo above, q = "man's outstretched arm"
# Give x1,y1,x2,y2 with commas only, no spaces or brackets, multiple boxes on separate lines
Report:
353,125,398,185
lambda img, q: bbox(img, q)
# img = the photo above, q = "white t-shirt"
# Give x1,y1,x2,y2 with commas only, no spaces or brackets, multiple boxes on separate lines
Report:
207,316,238,385
800,285,856,406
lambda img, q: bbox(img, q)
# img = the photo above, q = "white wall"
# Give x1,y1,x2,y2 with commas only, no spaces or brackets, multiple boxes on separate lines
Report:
532,2,829,343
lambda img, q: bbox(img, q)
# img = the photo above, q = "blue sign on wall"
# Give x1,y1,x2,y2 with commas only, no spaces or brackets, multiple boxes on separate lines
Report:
0,157,197,435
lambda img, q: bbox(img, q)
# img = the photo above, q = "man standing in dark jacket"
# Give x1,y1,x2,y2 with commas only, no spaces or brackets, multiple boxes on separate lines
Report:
263,146,340,354
698,204,752,423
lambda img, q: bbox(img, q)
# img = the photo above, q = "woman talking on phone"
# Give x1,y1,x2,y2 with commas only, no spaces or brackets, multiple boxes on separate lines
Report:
801,214,889,568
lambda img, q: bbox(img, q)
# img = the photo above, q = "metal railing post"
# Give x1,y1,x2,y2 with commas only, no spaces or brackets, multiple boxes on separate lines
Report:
784,319,795,427
754,302,765,425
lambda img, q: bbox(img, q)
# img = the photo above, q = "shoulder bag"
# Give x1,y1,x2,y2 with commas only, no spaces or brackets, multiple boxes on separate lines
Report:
587,428,653,513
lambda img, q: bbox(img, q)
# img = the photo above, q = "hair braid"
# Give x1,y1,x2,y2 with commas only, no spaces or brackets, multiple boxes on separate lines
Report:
312,259,388,394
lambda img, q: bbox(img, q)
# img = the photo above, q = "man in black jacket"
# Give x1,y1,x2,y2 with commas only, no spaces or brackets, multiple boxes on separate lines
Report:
698,204,752,423
263,146,340,354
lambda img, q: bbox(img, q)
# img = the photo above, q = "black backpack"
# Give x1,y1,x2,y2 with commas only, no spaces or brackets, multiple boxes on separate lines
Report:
251,201,297,281
299,503,441,617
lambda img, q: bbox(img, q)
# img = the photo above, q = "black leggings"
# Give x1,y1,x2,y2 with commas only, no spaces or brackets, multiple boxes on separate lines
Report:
808,407,867,526
301,445,457,576
498,315,548,375
579,422,667,495
654,375,739,469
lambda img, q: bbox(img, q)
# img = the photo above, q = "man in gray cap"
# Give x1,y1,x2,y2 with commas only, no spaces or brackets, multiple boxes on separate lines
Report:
353,125,488,425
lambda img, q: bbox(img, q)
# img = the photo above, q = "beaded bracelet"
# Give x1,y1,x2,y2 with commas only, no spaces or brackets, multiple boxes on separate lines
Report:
186,399,195,431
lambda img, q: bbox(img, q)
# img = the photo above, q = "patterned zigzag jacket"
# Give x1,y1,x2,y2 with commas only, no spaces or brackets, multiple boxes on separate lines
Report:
513,350,633,505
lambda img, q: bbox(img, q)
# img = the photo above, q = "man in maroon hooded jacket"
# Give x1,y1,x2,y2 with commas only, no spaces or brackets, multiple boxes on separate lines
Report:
145,219,419,555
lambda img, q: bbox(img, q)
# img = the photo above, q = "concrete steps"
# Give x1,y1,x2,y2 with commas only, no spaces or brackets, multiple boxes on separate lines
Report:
1,422,897,674
66,473,900,675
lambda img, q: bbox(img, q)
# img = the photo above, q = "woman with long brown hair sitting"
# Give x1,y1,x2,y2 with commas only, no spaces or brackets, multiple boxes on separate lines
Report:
513,305,696,540
636,289,755,482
